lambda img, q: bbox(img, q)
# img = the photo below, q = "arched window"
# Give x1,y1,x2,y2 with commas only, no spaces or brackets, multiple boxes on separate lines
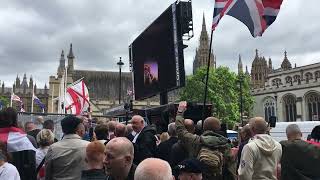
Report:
305,72,313,83
305,92,320,121
285,76,293,85
264,97,276,122
293,75,301,84
315,71,320,81
283,94,297,122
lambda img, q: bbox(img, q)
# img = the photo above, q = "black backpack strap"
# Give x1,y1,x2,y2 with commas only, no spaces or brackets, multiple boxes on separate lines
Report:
36,157,45,173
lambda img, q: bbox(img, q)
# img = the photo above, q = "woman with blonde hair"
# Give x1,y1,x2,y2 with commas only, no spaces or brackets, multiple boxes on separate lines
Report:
159,132,170,143
36,129,55,180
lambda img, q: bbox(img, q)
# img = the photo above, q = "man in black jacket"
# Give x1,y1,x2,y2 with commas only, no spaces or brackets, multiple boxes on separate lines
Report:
156,123,178,162
131,115,157,164
280,124,320,180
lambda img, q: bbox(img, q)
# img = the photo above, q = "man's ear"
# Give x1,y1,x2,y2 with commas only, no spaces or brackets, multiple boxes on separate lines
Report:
124,155,132,164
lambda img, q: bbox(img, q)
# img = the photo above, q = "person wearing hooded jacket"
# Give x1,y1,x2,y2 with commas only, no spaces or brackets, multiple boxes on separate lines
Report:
131,115,157,165
175,101,236,180
238,117,282,180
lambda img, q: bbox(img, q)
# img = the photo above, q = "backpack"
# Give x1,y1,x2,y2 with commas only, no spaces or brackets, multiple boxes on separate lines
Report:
197,131,237,180
197,146,224,179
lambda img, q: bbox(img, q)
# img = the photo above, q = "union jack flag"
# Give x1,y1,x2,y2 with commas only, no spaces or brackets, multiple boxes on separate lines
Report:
11,93,22,102
212,0,283,37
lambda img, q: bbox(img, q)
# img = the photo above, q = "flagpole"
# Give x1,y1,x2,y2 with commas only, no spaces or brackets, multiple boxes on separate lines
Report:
10,89,13,107
202,29,214,131
58,78,62,114
64,67,68,114
31,84,34,113
51,84,54,113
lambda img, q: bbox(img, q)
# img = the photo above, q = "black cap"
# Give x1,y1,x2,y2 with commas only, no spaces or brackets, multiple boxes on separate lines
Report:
177,159,203,174
61,115,81,134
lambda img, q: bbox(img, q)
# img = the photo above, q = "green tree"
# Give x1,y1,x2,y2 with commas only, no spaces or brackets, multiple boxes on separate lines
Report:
179,66,254,126
0,96,10,109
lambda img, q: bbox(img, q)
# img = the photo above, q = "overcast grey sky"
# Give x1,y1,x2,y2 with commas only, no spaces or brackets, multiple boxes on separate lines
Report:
0,0,319,87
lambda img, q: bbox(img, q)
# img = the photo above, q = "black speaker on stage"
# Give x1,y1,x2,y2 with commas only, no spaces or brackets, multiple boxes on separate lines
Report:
269,116,277,128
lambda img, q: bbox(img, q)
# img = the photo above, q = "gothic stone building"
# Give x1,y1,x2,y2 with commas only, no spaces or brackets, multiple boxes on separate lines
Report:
193,14,216,74
0,74,49,112
249,49,320,122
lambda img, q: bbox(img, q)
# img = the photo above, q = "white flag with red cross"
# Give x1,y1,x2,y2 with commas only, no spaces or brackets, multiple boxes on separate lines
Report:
65,80,90,115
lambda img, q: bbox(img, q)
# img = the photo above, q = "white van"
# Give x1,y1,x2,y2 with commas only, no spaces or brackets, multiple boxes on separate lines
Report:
269,121,320,142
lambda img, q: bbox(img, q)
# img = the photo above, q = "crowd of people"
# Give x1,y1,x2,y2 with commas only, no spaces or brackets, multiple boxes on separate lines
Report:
0,101,320,180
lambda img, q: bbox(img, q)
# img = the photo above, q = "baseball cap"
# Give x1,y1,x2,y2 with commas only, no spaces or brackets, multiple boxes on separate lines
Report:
177,159,203,174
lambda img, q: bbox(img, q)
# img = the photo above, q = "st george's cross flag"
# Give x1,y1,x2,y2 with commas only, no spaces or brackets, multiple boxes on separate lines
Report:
212,0,283,37
0,127,36,152
65,80,90,115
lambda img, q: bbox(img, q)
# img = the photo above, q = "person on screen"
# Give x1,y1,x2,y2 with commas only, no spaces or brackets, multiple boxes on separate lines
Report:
144,64,158,86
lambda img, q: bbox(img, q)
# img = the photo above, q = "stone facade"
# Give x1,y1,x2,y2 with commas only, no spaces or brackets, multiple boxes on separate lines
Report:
249,50,320,122
193,14,216,74
0,74,49,112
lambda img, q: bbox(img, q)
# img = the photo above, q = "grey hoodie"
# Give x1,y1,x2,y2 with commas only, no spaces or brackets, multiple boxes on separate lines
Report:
238,134,282,180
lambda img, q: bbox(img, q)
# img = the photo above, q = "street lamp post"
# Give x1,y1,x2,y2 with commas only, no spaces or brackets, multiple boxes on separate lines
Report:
117,57,124,104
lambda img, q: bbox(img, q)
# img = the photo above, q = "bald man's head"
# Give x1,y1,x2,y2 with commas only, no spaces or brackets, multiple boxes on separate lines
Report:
134,158,174,180
286,124,302,141
249,117,268,135
203,117,221,132
131,115,145,133
104,137,134,178
106,137,134,157
115,123,126,137
184,119,195,134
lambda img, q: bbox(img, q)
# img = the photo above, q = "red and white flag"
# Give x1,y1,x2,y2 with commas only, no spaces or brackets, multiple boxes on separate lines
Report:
65,80,90,115
0,127,36,152
11,93,22,102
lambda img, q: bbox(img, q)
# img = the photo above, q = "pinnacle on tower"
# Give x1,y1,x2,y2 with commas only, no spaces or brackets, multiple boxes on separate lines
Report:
68,43,74,59
268,57,272,69
238,54,243,75
202,12,206,31
67,43,75,73
245,66,250,75
284,50,287,59
281,50,292,70
255,49,259,57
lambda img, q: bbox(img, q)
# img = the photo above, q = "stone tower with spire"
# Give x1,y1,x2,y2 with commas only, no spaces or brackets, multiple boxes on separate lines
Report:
15,75,20,88
281,51,292,70
193,14,215,74
21,73,28,89
238,54,243,75
67,43,75,74
29,76,33,89
57,50,65,78
251,49,269,88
